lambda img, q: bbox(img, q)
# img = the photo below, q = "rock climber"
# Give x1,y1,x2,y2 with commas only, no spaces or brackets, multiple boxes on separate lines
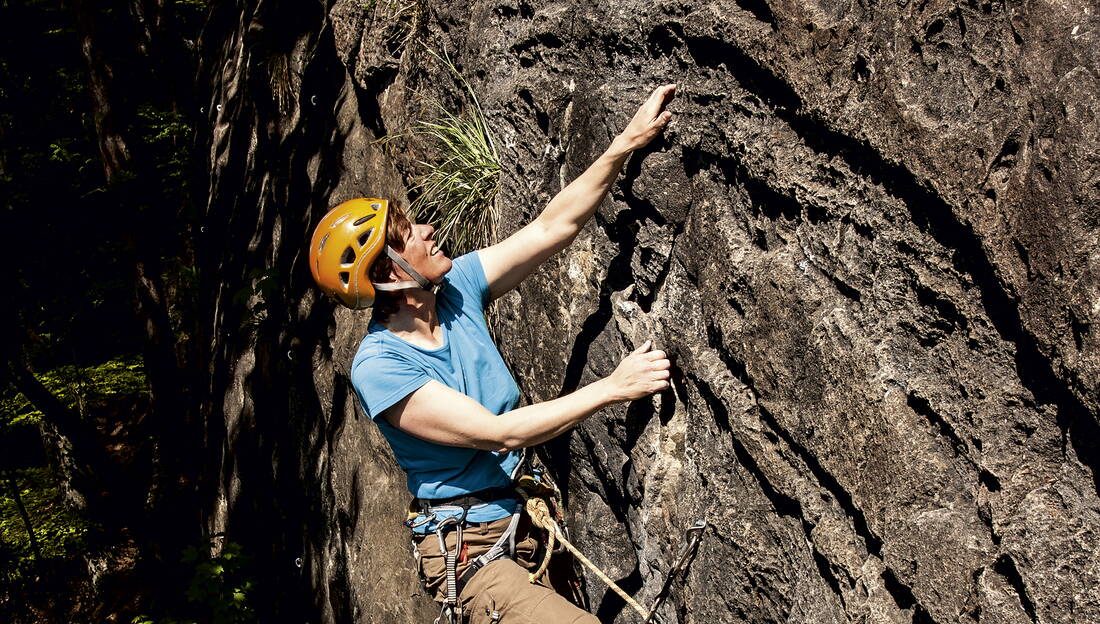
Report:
308,84,676,623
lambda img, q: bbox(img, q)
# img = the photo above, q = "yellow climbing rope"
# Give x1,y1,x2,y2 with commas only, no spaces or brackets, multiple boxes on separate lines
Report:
525,496,556,584
525,496,651,621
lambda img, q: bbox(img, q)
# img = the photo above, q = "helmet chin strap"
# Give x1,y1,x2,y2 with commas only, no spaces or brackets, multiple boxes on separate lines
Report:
372,246,441,294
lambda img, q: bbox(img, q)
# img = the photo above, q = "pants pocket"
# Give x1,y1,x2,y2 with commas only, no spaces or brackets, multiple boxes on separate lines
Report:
466,588,501,623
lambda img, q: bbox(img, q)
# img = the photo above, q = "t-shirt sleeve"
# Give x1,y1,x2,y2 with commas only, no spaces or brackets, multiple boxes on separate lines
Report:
350,348,430,421
445,251,491,310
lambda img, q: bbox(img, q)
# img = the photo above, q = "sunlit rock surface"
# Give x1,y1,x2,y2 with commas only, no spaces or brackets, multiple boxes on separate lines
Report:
199,0,1099,622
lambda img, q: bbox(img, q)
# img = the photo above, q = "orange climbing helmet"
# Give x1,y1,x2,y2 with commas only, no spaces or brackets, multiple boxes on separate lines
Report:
309,198,390,308
309,198,436,309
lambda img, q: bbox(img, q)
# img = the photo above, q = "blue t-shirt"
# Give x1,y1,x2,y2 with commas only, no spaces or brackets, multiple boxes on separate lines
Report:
350,252,523,528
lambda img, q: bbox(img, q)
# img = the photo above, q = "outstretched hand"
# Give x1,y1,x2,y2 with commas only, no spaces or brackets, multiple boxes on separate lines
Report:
613,84,677,154
607,340,672,403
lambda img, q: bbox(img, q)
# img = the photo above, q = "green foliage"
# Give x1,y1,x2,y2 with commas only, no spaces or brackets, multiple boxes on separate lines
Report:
135,105,192,198
181,539,254,623
131,536,256,624
0,357,147,428
48,138,83,166
0,467,93,583
407,49,502,257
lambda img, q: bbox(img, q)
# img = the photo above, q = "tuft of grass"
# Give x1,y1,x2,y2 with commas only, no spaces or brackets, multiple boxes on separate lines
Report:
363,0,426,56
407,49,501,257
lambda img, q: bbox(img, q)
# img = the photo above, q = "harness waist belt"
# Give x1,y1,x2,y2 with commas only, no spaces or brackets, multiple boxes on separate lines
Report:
415,485,518,512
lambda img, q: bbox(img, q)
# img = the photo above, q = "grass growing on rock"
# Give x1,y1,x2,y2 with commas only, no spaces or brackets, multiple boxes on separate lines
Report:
407,50,502,257
363,0,427,56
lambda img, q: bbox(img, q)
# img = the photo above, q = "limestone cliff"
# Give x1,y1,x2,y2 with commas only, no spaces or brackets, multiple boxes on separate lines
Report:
197,0,1100,622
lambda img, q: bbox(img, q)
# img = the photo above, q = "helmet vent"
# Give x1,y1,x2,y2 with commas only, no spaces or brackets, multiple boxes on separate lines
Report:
340,246,356,266
318,233,330,253
353,214,376,227
338,271,350,286
357,228,374,247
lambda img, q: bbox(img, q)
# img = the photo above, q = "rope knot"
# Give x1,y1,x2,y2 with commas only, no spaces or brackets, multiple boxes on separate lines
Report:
525,497,554,530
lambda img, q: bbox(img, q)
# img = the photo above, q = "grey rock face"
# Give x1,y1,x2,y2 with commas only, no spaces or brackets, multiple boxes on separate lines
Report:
199,0,1099,622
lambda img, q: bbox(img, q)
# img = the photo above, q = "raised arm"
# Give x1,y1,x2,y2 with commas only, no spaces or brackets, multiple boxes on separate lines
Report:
384,341,670,451
479,84,677,301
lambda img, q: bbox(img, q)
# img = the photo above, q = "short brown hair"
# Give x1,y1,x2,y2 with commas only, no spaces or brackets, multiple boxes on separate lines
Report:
369,201,413,323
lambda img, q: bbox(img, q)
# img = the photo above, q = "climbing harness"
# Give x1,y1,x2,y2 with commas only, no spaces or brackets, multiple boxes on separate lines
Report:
411,454,538,624
416,497,523,624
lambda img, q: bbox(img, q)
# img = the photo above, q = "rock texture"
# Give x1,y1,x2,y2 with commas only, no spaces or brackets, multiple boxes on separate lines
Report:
197,0,1099,622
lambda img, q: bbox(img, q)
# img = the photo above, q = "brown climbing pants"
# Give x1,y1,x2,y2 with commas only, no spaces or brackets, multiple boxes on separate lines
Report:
413,514,599,624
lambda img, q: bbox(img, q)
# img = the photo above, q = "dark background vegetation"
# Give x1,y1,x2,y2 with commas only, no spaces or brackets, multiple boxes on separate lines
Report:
0,1,231,621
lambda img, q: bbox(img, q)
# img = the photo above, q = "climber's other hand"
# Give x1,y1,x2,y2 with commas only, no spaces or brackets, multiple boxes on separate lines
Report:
613,83,676,154
606,340,672,402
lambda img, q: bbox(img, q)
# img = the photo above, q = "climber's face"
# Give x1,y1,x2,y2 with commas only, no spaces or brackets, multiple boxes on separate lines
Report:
395,222,452,284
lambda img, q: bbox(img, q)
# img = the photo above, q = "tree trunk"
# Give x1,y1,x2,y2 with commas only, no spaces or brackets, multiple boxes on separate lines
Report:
4,357,109,515
3,469,42,568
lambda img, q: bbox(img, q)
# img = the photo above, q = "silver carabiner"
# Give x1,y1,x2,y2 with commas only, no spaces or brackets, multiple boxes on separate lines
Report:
406,511,436,530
